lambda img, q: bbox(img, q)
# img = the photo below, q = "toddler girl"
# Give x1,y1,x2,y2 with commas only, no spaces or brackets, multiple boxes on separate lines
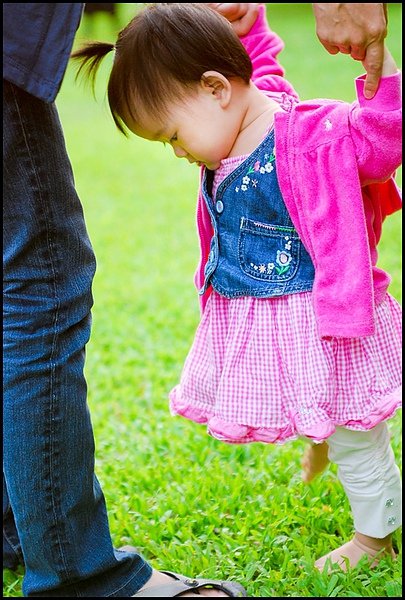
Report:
72,3,402,572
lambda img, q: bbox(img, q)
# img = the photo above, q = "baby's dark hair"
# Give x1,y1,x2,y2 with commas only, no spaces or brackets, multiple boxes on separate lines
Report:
72,3,253,135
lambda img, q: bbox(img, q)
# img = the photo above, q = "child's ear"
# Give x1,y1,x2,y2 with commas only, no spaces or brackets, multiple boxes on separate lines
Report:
200,71,232,107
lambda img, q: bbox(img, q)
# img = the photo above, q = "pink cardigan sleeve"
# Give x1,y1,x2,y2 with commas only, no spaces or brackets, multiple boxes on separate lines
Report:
350,73,402,185
240,5,299,100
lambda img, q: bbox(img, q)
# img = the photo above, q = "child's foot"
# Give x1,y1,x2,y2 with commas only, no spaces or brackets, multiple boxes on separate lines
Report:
315,533,396,572
301,442,330,483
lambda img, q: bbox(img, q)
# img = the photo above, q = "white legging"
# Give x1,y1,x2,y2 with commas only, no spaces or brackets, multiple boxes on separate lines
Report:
326,423,402,538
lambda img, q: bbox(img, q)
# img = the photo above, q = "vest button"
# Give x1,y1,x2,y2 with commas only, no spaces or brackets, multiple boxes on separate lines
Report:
215,200,224,213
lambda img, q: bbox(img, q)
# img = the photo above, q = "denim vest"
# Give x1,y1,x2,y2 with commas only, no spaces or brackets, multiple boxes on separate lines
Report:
199,129,315,298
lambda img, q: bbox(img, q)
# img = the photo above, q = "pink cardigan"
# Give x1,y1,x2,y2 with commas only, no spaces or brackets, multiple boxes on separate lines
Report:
195,6,402,338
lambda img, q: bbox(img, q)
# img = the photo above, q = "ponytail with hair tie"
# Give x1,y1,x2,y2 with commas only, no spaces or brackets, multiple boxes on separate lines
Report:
71,40,115,91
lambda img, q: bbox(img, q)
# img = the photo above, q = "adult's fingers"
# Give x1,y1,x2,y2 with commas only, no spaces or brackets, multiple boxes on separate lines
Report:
205,3,260,36
205,3,242,21
319,40,340,56
349,45,367,61
362,40,385,99
231,6,261,37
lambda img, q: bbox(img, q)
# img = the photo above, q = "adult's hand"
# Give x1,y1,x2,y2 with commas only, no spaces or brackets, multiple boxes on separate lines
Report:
205,3,261,37
312,3,388,99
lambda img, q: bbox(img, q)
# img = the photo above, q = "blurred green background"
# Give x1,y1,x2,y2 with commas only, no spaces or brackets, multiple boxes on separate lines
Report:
3,4,402,598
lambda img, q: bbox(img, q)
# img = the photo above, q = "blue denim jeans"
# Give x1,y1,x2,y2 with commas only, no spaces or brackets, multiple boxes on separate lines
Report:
3,80,152,596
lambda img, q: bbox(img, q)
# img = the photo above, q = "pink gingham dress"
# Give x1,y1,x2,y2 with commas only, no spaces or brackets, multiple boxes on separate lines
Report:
169,155,402,444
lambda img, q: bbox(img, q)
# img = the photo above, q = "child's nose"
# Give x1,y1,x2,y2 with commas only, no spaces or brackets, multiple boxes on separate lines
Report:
172,144,187,159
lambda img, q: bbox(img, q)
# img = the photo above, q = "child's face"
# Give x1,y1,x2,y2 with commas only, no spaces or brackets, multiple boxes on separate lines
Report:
126,82,239,171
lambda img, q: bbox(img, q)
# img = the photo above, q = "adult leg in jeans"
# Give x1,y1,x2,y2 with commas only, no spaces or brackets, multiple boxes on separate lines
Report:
3,79,153,597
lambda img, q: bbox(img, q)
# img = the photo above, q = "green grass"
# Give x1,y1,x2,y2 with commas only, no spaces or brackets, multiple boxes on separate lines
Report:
3,4,402,597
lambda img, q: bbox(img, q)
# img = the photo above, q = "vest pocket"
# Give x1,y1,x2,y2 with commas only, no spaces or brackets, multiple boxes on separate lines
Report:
238,217,300,282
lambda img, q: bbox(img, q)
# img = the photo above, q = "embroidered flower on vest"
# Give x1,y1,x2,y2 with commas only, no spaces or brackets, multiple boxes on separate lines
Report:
235,149,276,193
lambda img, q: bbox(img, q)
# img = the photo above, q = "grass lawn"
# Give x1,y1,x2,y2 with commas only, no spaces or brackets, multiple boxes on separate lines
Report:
3,4,402,597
